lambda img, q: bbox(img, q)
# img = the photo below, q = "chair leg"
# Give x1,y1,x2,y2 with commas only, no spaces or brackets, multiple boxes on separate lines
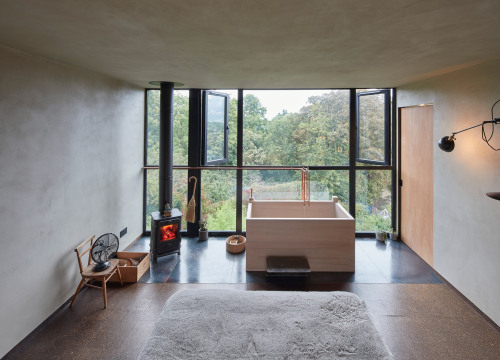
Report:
102,276,107,308
70,278,85,308
116,265,123,285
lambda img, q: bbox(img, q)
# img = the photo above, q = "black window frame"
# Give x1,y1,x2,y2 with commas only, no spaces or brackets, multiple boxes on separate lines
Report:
356,89,391,166
202,90,229,165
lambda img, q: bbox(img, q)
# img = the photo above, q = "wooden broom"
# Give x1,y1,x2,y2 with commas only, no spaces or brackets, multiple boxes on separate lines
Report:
185,176,197,223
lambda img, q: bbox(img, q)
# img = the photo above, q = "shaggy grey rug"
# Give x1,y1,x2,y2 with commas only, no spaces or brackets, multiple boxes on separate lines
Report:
138,289,393,360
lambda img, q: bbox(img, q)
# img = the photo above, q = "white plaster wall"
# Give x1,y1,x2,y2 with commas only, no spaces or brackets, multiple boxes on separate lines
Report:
0,46,144,357
398,59,500,325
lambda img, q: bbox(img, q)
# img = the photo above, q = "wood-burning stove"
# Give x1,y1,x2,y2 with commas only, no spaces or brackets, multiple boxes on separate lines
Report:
151,209,182,262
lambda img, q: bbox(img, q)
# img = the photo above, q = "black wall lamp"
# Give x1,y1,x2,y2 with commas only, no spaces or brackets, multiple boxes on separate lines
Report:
438,99,500,152
486,192,500,201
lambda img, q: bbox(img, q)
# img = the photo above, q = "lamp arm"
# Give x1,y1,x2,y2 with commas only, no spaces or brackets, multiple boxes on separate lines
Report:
439,98,500,152
451,118,500,137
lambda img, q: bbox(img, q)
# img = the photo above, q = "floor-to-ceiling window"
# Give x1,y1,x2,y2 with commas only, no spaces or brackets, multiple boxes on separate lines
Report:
144,89,189,231
200,90,238,231
144,88,395,235
354,89,393,231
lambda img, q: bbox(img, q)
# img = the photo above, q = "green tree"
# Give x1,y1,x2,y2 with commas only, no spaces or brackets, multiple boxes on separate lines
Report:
243,94,268,165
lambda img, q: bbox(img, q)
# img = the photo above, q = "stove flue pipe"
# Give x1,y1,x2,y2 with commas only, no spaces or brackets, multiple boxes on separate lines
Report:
158,81,174,214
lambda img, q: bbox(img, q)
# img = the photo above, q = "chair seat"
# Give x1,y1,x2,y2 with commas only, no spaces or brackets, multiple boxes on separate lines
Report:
81,258,120,277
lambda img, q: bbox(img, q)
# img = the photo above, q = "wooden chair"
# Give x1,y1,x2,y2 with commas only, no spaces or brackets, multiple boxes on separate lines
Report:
70,235,123,309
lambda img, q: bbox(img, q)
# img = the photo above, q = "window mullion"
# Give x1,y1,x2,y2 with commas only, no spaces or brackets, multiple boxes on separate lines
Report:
349,89,357,218
236,89,243,234
187,89,202,237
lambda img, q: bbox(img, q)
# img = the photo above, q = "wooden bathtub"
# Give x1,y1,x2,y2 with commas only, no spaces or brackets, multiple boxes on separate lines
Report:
246,196,355,272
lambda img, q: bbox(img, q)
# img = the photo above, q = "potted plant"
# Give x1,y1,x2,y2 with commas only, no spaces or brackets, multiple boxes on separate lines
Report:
388,230,398,241
375,230,387,242
199,219,208,241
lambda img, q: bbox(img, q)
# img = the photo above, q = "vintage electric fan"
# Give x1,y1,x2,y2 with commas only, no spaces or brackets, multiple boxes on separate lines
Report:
91,233,119,271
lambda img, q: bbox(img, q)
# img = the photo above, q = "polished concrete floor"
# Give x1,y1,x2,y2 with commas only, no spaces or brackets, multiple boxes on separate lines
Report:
129,236,443,284
5,238,500,360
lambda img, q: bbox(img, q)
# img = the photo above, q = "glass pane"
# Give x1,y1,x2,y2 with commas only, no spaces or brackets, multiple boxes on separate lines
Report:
173,91,189,165
145,169,188,231
355,170,392,231
243,169,302,201
205,92,227,163
357,92,387,163
243,90,349,166
146,90,160,166
146,90,189,166
309,170,349,207
145,169,159,232
225,90,238,166
206,89,238,166
172,169,188,231
200,170,236,231
242,170,349,230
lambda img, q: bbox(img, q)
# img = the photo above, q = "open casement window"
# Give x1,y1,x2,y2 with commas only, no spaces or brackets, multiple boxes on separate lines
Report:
356,90,391,165
202,91,229,165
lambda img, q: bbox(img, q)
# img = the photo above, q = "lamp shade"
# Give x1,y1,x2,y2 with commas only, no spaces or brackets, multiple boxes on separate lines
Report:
486,192,500,201
438,136,455,152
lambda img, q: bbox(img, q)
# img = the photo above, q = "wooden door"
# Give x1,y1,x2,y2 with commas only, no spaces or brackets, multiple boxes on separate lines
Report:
400,105,433,266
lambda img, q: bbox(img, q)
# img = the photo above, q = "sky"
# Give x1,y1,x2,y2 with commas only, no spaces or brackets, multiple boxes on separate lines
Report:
177,89,332,121
244,90,329,120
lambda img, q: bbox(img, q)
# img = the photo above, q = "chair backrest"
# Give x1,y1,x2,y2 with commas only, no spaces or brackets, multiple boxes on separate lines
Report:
74,235,96,274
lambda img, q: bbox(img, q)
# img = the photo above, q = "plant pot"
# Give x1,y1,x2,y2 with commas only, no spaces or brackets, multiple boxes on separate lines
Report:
376,233,387,242
389,233,398,241
199,230,208,241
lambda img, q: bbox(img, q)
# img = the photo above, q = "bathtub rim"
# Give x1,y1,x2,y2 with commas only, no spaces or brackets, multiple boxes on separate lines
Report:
246,196,354,221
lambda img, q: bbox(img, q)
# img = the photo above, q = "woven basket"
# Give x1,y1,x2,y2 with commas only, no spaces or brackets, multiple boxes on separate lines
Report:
226,235,246,253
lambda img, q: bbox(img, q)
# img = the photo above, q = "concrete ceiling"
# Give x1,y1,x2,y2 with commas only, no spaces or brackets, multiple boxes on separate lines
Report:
0,0,499,89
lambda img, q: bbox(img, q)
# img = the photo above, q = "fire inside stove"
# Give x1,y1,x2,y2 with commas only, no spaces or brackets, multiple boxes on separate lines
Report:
160,223,178,241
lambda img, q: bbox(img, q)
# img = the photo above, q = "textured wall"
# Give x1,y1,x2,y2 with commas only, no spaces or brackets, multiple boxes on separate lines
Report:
0,46,144,357
398,59,500,325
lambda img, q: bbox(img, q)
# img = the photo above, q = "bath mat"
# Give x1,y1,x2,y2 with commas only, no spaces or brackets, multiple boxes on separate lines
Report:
138,289,393,359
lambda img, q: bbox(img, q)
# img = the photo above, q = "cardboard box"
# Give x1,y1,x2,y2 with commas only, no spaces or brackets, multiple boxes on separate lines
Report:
109,252,150,283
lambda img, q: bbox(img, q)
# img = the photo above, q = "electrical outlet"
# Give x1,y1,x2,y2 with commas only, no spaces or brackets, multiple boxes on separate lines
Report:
120,227,127,238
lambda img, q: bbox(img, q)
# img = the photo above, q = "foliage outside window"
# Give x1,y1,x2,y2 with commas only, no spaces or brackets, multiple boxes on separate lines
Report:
146,90,189,166
145,88,394,233
201,170,236,231
243,90,350,166
355,170,392,231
